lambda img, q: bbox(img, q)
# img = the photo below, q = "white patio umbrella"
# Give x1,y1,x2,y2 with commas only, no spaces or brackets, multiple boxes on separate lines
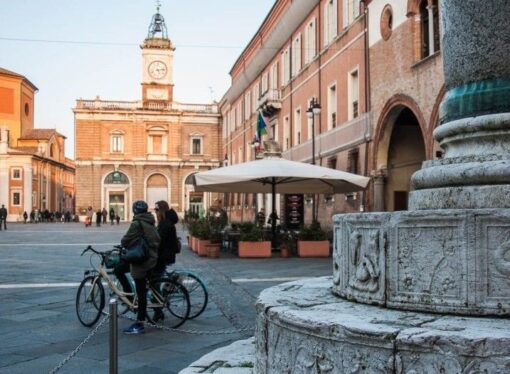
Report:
193,155,370,244
193,156,370,194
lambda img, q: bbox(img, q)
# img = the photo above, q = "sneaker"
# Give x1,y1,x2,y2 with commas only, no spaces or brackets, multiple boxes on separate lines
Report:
123,322,145,334
153,310,165,323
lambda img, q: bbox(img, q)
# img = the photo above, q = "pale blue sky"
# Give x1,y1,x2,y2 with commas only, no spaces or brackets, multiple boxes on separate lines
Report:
0,0,275,158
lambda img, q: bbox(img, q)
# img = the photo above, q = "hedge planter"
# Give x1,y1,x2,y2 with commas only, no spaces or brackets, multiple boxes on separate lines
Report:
297,240,330,257
197,239,211,257
206,243,221,258
238,241,271,258
190,236,198,252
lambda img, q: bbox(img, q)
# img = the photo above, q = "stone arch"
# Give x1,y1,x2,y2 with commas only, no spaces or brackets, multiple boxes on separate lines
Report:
373,94,428,172
372,95,427,211
407,0,430,16
427,84,446,157
144,172,171,211
102,170,132,221
182,171,204,216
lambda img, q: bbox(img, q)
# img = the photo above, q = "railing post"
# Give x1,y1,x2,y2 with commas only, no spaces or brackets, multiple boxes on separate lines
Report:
109,299,118,374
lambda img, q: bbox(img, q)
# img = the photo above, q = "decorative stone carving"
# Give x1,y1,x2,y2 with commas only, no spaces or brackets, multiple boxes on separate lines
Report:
333,213,388,305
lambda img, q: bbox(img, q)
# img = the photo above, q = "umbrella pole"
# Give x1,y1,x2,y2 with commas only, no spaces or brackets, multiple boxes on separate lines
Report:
271,178,276,250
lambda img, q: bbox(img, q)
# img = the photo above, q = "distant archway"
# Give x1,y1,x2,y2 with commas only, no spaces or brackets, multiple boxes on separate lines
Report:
145,173,170,211
373,97,427,211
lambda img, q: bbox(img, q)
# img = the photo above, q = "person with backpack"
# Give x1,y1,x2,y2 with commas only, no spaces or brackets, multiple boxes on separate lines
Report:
151,200,180,322
115,200,160,334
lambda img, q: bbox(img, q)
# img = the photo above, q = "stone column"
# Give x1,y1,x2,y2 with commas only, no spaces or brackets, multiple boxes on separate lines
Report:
409,0,510,209
427,4,435,55
24,166,33,213
372,169,386,212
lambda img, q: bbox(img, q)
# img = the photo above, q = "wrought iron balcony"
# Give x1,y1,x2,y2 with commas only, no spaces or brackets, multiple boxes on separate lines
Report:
257,89,282,117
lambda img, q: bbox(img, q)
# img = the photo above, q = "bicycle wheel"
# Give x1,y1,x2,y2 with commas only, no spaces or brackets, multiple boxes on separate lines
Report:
175,272,208,319
147,278,190,328
76,276,105,327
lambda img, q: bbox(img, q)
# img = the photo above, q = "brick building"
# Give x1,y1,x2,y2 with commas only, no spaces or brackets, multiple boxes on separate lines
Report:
0,68,75,221
220,0,444,227
73,8,221,221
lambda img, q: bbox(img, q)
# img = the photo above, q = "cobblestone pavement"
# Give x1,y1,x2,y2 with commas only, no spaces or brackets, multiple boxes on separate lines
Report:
0,223,331,373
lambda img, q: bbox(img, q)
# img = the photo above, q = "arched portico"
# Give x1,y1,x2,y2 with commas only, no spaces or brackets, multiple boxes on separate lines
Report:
373,96,427,211
102,170,131,221
144,173,170,212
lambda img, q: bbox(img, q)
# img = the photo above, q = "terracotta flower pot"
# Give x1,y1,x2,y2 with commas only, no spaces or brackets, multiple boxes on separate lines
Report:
197,239,211,257
238,241,271,258
280,245,290,258
297,240,330,257
206,243,221,258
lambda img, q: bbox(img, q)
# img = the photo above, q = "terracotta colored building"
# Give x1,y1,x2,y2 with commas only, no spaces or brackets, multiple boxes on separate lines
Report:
220,0,444,227
0,68,75,221
73,9,221,221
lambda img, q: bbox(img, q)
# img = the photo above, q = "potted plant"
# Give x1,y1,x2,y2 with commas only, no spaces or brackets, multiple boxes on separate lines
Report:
195,219,211,257
206,208,227,258
297,222,330,257
238,222,271,258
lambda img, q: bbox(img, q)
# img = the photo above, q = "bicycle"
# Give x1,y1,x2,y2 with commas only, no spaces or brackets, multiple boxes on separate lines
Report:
75,245,191,328
166,269,208,319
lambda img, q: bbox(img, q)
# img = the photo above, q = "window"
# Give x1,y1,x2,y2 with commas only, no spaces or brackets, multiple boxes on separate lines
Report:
324,0,338,46
111,134,123,153
347,148,359,174
12,190,21,206
11,168,21,180
380,5,393,41
147,127,167,155
271,121,278,142
349,69,359,120
420,0,440,58
253,83,259,109
343,0,360,29
292,35,302,76
191,138,202,155
284,115,290,150
327,84,337,130
327,156,337,170
270,63,279,89
294,108,302,146
261,71,269,94
304,18,317,64
245,92,251,119
281,47,291,86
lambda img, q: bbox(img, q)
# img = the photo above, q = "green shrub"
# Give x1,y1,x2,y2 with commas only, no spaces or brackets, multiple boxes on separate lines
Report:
239,222,265,242
299,222,327,241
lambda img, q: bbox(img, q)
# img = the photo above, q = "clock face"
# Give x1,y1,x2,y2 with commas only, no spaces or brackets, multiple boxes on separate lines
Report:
148,61,167,79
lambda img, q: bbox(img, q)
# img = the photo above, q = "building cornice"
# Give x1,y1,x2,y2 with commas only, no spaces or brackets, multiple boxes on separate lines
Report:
222,0,320,105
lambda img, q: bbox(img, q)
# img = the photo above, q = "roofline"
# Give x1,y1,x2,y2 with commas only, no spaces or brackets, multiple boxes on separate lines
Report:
0,68,39,91
228,0,280,76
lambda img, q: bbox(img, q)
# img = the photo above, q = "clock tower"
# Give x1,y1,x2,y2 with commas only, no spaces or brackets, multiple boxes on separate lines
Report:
141,5,175,105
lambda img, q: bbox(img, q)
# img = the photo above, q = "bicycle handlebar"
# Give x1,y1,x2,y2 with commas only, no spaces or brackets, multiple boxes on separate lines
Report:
81,245,122,257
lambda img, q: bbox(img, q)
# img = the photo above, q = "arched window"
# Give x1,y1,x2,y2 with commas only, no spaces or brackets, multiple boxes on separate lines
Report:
104,171,129,184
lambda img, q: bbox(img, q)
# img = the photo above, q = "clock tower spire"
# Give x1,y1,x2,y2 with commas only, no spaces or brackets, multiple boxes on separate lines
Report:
141,2,175,105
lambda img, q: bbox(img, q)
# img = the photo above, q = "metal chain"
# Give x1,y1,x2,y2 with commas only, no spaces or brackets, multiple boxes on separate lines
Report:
121,313,254,335
48,315,109,374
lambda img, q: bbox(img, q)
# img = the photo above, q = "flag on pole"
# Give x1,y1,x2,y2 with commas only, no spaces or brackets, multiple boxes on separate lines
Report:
257,111,268,140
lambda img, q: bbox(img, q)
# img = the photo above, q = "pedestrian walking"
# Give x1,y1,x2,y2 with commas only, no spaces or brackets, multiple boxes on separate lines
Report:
116,215,120,225
102,208,108,224
96,209,102,227
30,210,35,223
256,208,265,227
109,208,115,225
23,211,28,224
0,204,7,230
85,206,93,227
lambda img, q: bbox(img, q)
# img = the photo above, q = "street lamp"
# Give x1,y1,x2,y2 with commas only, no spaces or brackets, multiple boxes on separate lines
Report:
306,98,321,223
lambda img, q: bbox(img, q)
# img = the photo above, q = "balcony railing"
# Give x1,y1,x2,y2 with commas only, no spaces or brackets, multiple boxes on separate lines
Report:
282,113,371,163
75,99,218,114
257,89,282,117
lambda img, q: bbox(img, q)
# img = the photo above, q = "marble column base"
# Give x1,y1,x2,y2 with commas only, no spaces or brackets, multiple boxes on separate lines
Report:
332,209,510,316
255,277,510,373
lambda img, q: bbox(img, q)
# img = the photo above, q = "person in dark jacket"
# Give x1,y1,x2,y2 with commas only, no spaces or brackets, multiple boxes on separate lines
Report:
0,204,7,230
109,208,115,225
151,200,179,322
115,200,160,334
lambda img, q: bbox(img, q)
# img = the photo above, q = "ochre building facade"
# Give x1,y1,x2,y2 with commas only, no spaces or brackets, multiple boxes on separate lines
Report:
73,11,221,221
0,68,75,221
